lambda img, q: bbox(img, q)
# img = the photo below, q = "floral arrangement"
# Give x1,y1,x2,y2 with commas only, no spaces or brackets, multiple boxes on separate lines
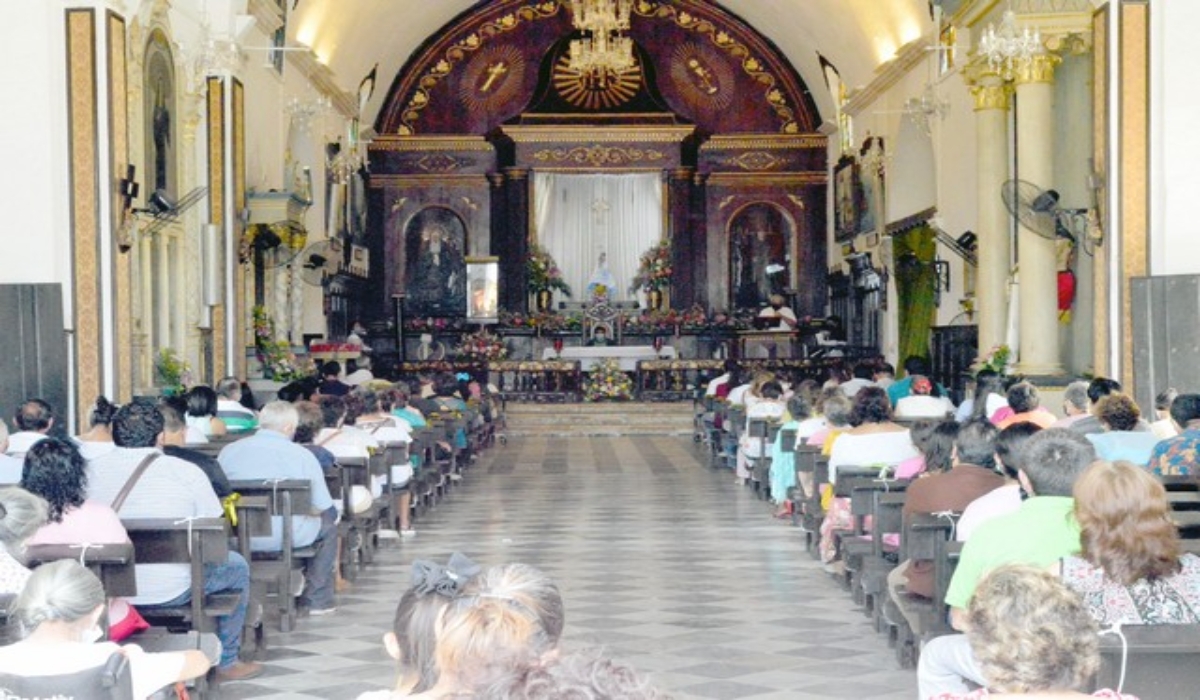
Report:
972,344,1012,375
629,241,673,294
584,358,633,401
456,329,508,362
499,310,583,333
154,348,191,394
587,282,611,303
252,306,303,381
527,244,573,297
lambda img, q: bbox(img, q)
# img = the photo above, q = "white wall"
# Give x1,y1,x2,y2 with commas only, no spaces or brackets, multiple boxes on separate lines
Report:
0,2,71,288
1151,1,1200,276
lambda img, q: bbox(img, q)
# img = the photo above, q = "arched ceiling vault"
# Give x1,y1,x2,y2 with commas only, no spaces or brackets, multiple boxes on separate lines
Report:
288,0,930,130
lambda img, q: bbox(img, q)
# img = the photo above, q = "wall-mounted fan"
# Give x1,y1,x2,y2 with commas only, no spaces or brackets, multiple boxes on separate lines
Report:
297,240,342,286
1001,179,1096,256
250,220,307,269
139,187,209,238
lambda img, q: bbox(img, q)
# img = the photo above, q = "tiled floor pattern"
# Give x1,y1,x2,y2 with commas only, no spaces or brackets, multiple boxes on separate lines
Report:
221,436,917,699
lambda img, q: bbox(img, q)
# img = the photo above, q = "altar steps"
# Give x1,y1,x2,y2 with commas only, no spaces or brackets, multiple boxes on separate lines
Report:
501,401,700,438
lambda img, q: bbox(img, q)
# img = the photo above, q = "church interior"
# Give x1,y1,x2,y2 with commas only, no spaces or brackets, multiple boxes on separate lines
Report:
3,0,1200,698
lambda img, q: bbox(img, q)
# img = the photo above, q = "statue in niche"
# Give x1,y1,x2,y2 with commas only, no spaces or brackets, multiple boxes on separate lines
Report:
404,208,467,317
730,204,791,310
587,251,617,302
151,78,171,193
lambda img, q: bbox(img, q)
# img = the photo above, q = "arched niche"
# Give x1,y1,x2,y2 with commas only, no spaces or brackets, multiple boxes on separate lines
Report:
400,206,469,318
727,202,796,310
143,29,176,198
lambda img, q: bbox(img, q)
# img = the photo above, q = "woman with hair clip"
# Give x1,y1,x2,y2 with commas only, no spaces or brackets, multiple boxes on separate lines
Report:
0,486,48,595
75,395,119,460
184,385,227,441
0,560,215,699
357,553,482,700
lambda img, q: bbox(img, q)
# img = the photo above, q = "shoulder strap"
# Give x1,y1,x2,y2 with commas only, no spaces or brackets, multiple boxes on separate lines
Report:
317,429,343,447
111,453,160,513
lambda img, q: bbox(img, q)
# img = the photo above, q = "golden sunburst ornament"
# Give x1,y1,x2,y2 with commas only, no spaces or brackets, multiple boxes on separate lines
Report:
552,53,641,110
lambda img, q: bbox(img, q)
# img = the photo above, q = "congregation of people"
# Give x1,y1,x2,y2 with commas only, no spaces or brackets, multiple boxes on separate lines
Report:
708,355,1200,699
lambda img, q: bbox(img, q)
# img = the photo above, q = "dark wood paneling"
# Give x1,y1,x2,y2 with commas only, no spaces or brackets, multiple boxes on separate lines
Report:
0,285,69,432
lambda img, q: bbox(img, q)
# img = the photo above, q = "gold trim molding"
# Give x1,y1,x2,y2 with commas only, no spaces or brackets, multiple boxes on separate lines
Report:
532,145,665,167
503,125,695,144
1012,52,1062,85
700,135,826,150
971,83,1013,112
232,79,246,378
207,76,226,379
370,136,494,152
705,172,826,186
368,174,490,188
108,11,132,403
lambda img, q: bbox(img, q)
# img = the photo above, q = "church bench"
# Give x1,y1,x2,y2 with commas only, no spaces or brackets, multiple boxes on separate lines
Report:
187,433,248,459
226,479,313,632
886,511,960,666
23,541,138,598
792,446,827,555
1091,623,1200,697
838,477,909,606
1161,475,1199,492
745,418,781,500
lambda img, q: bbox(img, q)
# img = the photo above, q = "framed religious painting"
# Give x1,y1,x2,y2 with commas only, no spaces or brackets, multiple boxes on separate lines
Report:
834,155,858,242
856,136,885,237
465,257,500,323
403,206,468,318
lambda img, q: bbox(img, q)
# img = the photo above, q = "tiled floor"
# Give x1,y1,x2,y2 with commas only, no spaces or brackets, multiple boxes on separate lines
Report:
221,436,917,699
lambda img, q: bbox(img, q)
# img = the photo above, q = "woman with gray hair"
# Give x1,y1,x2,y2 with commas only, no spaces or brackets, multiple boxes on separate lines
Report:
0,486,48,595
0,560,214,699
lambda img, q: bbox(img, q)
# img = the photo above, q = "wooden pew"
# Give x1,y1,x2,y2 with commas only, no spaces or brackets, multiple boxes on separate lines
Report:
1092,624,1200,697
24,541,137,598
887,511,959,667
226,479,313,632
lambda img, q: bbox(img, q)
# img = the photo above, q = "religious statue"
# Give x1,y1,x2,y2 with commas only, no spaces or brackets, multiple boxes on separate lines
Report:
151,78,171,193
586,252,618,302
406,222,466,316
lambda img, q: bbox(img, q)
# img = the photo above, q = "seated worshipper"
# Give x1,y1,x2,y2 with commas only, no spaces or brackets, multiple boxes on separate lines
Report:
0,486,48,595
316,394,382,465
955,369,1009,423
431,375,472,456
85,399,260,680
1147,392,1200,476
405,564,564,699
344,357,375,386
219,401,339,614
22,438,127,547
770,393,813,516
215,375,258,432
586,325,613,347
157,397,232,498
477,650,667,700
956,422,1043,542
929,564,1138,700
294,400,338,475
0,421,24,484
895,419,958,480
874,361,896,390
1150,387,1180,440
357,553,483,700
8,398,55,457
820,387,919,564
0,560,215,699
839,362,876,398
808,392,853,451
894,375,956,419
1085,394,1161,465
1061,460,1200,624
887,419,1005,636
918,429,1095,699
994,381,1057,430
1052,381,1093,430
318,360,352,397
1070,377,1143,436
354,389,415,532
756,294,798,330
735,380,787,486
74,395,118,460
798,386,838,445
184,385,227,440
390,388,428,430
888,356,944,406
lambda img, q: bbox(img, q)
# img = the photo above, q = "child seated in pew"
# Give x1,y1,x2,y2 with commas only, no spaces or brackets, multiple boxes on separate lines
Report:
932,564,1139,699
0,560,215,700
735,380,787,486
769,393,813,517
1057,460,1200,624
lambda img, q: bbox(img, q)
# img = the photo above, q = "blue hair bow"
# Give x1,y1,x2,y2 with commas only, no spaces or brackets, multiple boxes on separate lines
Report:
411,552,481,597
455,372,471,381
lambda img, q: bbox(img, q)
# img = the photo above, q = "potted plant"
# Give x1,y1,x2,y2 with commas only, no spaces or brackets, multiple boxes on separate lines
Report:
154,348,190,396
527,244,572,311
629,241,673,310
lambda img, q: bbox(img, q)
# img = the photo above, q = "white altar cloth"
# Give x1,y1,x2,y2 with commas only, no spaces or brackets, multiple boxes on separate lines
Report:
541,345,677,371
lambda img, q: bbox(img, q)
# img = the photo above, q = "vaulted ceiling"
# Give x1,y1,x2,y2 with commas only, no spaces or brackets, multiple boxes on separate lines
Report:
289,0,932,130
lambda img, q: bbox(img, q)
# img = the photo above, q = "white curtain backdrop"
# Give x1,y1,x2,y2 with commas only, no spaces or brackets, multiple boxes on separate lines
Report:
533,173,663,302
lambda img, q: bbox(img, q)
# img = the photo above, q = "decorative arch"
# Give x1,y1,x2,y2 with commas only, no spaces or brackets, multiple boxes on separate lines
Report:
376,0,820,136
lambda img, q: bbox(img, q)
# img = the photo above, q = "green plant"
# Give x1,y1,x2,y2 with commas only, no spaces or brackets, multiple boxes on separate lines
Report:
527,245,573,296
629,241,673,293
154,348,190,392
251,305,303,381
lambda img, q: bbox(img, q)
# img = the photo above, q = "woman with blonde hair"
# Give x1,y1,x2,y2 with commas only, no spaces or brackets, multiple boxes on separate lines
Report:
1058,460,1200,624
0,560,213,699
933,564,1136,699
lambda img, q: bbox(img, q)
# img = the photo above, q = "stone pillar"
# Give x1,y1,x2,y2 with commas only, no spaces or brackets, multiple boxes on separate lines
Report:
691,172,709,309
1013,52,1063,375
665,168,694,308
503,168,530,312
965,64,1013,356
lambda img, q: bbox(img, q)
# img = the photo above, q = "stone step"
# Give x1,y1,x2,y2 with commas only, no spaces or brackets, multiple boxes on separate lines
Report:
501,400,700,437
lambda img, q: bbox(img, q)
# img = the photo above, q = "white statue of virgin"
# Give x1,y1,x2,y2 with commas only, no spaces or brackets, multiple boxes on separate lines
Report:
587,252,618,302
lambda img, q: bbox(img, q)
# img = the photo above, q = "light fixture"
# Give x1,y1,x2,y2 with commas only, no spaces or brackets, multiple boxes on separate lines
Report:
904,83,949,136
286,95,331,133
329,119,369,183
568,0,635,85
978,7,1042,77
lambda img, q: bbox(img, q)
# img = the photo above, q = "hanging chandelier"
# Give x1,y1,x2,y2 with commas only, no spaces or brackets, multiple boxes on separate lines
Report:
568,0,635,82
978,8,1042,76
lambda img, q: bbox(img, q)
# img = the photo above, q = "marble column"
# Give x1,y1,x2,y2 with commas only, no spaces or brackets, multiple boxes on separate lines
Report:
966,65,1013,357
1013,52,1063,376
665,168,694,308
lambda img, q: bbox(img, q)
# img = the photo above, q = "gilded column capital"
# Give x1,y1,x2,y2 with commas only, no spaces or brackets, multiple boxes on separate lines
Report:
970,83,1013,112
1012,52,1062,85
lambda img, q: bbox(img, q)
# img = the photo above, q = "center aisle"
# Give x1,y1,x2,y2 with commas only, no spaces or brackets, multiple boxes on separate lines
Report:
226,436,917,700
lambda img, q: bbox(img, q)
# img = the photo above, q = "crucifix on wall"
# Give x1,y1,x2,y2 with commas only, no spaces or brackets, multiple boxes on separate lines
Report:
591,197,611,226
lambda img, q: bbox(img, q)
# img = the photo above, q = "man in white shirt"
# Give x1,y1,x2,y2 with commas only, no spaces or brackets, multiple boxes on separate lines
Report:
344,357,375,386
839,363,875,398
756,294,798,331
7,398,54,457
895,376,956,419
86,399,261,681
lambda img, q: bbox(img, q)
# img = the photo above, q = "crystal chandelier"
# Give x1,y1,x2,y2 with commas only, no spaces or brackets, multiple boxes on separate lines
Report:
286,95,331,134
978,8,1042,76
568,0,635,83
905,84,949,136
329,119,368,183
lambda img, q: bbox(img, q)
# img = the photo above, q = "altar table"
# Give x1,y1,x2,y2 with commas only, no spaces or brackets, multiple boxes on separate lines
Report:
542,345,677,371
